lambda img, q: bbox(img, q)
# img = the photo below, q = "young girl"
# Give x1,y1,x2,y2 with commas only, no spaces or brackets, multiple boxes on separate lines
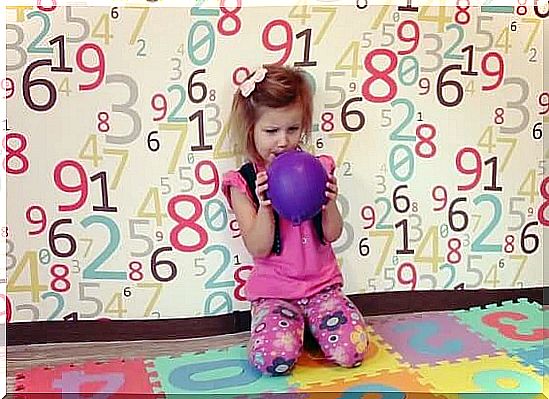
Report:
221,64,368,376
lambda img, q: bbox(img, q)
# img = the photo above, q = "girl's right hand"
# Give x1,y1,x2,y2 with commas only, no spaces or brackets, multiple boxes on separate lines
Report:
255,171,272,208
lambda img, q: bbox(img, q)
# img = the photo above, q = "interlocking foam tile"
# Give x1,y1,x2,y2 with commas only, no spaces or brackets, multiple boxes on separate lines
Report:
453,298,548,351
146,344,297,397
13,358,158,397
288,329,406,389
13,301,548,398
415,352,547,399
510,345,548,376
295,368,447,398
369,312,498,366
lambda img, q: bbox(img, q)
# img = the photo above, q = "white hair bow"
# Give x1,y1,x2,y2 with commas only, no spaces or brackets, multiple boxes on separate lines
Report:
239,67,267,98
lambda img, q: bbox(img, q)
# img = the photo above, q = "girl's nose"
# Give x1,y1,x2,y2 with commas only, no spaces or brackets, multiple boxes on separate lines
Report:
278,133,289,147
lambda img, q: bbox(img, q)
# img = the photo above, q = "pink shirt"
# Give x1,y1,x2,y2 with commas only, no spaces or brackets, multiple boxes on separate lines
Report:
221,154,343,301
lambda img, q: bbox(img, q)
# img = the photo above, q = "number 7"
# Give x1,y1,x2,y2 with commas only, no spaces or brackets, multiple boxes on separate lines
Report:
159,123,188,174
330,132,352,167
137,282,163,317
129,7,150,45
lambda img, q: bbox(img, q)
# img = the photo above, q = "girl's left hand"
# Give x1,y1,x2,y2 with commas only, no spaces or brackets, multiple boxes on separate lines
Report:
322,174,338,210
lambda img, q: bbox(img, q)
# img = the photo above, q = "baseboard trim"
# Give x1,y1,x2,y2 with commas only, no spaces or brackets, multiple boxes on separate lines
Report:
7,287,546,346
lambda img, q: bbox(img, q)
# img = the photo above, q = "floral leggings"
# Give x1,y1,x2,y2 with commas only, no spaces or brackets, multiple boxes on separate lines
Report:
247,284,369,376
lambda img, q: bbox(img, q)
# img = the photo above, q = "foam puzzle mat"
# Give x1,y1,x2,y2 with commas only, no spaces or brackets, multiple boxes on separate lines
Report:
13,298,548,398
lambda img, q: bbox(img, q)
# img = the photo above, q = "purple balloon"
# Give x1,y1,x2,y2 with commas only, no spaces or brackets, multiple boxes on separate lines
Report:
267,150,328,225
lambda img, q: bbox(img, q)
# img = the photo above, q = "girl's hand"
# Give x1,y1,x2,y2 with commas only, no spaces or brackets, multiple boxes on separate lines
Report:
322,174,338,210
255,171,272,208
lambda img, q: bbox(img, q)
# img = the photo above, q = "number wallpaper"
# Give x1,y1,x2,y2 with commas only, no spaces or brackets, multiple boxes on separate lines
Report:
3,0,547,323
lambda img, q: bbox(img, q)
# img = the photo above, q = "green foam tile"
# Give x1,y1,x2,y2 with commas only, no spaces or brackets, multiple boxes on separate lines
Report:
452,298,547,351
147,344,297,397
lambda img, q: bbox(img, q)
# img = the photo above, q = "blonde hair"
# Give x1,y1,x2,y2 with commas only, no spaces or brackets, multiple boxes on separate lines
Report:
227,64,314,164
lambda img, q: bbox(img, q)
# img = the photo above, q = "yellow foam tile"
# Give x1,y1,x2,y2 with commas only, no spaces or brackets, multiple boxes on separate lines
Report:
297,368,449,398
415,353,547,399
289,330,407,389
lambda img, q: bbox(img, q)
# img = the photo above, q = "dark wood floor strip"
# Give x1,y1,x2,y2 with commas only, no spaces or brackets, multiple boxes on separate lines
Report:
7,287,543,346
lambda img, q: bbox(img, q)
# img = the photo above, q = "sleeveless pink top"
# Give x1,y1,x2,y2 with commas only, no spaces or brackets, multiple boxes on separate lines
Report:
221,154,343,301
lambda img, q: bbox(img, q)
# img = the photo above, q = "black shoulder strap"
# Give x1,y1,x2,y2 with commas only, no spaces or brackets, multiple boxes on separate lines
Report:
238,163,259,208
313,211,325,245
238,163,282,255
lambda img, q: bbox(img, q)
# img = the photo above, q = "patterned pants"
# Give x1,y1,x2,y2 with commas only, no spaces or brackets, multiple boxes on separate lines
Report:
247,284,369,376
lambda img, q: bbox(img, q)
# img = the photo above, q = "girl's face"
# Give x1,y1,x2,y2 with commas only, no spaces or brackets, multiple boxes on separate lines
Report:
253,102,304,167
